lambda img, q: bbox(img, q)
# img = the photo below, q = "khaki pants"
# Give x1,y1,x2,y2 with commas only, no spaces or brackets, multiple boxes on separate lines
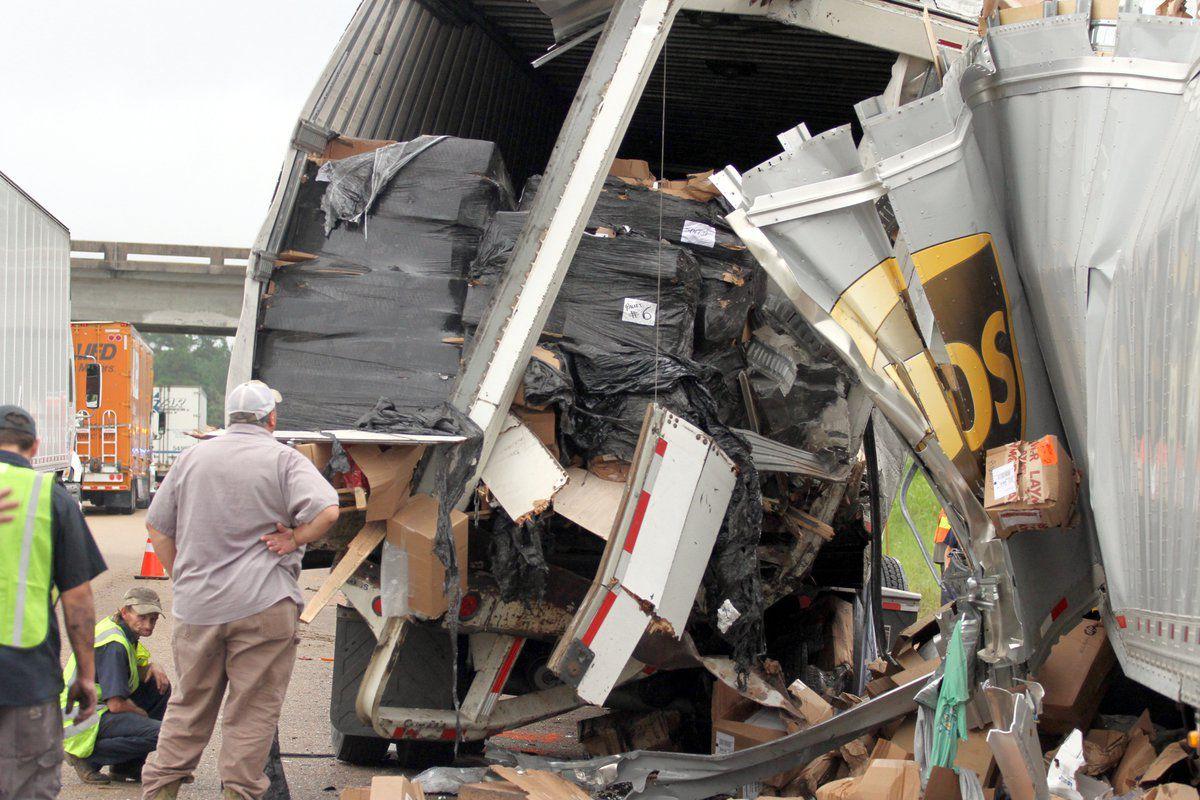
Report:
0,701,61,800
141,599,299,800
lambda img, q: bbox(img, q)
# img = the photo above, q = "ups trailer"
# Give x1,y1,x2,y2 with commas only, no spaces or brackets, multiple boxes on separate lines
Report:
227,0,1200,793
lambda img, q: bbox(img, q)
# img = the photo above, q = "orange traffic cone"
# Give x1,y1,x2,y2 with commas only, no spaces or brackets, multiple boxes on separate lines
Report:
136,535,168,580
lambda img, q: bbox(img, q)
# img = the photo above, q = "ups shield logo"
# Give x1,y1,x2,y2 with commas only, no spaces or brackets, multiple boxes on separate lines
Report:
912,233,1026,460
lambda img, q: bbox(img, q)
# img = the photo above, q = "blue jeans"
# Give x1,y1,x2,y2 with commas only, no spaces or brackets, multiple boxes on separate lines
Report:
87,682,170,771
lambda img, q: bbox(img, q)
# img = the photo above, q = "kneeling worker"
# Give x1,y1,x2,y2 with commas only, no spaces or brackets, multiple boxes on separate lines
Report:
62,587,171,784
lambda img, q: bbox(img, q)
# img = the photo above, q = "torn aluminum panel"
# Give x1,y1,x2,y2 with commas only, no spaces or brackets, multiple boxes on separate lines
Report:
984,682,1047,800
196,428,467,445
856,49,1096,669
733,427,851,482
480,413,568,521
733,124,980,486
550,404,737,705
1087,39,1200,708
714,204,1014,658
715,157,1028,669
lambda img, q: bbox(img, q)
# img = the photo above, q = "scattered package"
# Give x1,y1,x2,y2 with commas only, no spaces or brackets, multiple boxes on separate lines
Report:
983,435,1078,536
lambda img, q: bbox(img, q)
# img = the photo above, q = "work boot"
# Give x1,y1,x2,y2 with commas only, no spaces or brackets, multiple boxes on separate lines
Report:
64,753,110,785
147,779,185,799
222,789,243,800
109,761,143,782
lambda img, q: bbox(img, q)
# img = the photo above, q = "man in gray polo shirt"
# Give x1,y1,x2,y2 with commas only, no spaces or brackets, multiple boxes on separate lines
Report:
140,381,339,800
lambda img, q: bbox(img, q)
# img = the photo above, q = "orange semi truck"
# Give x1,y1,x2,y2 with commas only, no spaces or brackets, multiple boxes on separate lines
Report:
72,321,155,513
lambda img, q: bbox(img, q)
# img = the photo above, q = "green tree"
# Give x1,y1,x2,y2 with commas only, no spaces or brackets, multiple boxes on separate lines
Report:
144,334,231,424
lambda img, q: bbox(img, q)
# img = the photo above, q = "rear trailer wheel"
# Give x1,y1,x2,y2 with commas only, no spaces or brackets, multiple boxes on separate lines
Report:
135,477,151,509
331,728,390,765
330,606,462,770
118,484,137,515
880,555,908,591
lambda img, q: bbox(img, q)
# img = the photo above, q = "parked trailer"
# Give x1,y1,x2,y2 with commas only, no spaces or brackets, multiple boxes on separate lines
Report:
72,321,155,514
151,385,207,488
0,170,74,474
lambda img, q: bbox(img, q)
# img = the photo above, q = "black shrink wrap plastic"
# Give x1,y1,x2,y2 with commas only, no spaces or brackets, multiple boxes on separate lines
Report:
255,137,515,430
467,216,701,364
518,176,764,350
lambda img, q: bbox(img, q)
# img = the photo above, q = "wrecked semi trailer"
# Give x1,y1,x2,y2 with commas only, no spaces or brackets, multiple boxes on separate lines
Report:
229,0,1200,793
228,0,975,767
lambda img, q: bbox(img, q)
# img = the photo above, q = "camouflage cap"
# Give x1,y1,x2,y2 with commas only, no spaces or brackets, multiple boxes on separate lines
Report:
121,586,165,616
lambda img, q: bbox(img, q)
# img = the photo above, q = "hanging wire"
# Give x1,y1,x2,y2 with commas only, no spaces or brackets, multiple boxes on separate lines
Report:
653,44,667,404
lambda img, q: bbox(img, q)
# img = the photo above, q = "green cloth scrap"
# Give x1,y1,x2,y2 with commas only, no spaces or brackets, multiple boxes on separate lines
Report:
929,618,970,771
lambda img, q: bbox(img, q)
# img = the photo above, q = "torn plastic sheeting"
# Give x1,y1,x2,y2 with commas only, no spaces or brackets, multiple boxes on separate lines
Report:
694,249,766,350
258,257,467,430
259,137,515,430
469,229,701,362
1049,730,1115,800
488,509,550,604
319,135,442,234
412,765,490,795
520,344,575,411
746,325,858,460
520,174,743,255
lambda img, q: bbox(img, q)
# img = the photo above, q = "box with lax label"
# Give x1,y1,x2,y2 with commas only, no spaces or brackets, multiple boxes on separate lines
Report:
983,435,1078,537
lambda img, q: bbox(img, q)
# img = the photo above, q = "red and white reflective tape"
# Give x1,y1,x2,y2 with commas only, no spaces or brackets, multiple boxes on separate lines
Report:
1122,610,1192,643
479,637,525,719
391,726,458,740
581,589,619,648
574,438,671,659
615,437,667,577
1039,596,1069,636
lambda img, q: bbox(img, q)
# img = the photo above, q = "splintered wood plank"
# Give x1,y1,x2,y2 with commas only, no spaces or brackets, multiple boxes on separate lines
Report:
300,522,386,623
490,767,591,800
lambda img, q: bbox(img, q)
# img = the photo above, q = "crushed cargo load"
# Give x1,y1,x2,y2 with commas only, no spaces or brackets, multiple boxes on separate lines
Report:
226,0,1200,792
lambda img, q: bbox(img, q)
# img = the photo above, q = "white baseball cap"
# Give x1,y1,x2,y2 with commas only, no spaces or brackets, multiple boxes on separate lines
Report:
226,380,282,422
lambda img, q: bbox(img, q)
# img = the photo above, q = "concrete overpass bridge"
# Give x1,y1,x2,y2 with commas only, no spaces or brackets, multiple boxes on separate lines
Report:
70,240,249,335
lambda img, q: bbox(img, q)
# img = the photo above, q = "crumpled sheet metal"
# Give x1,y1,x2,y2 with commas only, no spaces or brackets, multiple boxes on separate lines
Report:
962,13,1200,457
857,44,1101,673
733,123,978,487
962,13,1200,695
484,678,923,800
984,680,1048,800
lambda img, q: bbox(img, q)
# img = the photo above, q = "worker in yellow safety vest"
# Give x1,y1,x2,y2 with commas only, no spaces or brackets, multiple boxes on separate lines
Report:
0,404,107,800
62,587,170,785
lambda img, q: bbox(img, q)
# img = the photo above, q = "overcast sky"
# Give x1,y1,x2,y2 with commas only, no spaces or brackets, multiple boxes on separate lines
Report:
0,1,359,247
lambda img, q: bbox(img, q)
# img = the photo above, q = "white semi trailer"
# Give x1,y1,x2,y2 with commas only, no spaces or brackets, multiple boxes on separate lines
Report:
151,385,207,489
0,170,75,476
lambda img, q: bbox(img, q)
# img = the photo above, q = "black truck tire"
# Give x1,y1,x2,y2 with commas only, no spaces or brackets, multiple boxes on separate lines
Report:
330,606,460,770
118,483,137,516
135,477,151,509
881,555,908,591
331,728,391,766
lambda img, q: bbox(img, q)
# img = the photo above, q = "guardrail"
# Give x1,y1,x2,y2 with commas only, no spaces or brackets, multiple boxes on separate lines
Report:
70,240,250,276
